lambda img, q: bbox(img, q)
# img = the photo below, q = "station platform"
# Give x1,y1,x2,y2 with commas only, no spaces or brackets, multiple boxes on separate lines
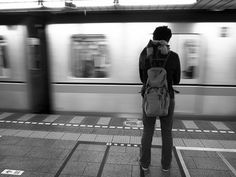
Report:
0,112,235,177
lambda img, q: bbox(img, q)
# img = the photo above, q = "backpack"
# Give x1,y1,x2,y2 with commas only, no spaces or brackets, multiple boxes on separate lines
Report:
142,49,170,117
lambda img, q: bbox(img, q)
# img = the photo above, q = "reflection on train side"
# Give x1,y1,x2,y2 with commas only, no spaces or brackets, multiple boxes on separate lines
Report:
169,34,200,82
0,36,9,77
71,34,110,78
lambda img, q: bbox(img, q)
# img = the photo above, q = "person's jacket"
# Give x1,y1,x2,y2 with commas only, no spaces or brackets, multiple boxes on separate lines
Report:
139,40,181,99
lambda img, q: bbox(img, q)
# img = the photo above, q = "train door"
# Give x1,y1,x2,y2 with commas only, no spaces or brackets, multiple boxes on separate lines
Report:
27,21,51,113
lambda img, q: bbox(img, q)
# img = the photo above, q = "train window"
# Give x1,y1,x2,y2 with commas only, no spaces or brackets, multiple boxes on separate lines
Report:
70,34,110,78
28,38,41,70
0,36,10,77
170,34,200,82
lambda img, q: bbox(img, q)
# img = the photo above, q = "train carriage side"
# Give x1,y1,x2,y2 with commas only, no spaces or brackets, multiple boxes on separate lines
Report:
47,22,236,118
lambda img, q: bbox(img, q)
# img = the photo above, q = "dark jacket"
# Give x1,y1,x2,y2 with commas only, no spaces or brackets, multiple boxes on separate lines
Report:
139,41,181,99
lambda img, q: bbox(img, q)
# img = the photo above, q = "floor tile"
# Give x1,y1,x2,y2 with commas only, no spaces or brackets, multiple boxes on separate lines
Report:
78,133,96,142
61,161,87,176
0,136,23,145
112,135,130,144
61,133,80,141
193,156,229,170
29,131,49,138
15,130,34,137
39,159,63,173
43,115,60,122
81,116,99,125
101,164,132,177
189,168,233,177
69,116,85,124
71,150,104,163
45,132,65,140
200,139,224,148
26,147,69,160
0,112,14,120
0,129,21,136
83,162,100,176
97,117,111,125
76,144,107,152
182,120,199,129
94,134,113,143
219,140,236,149
182,138,204,147
17,114,36,121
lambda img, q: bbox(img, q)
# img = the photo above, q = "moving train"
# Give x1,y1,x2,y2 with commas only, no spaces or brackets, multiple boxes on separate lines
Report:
0,22,236,119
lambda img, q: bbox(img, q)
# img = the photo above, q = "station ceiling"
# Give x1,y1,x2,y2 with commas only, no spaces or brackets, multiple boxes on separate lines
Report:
84,0,236,11
0,0,236,12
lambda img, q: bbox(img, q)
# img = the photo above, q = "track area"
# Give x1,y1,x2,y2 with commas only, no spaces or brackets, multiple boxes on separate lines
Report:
0,112,235,177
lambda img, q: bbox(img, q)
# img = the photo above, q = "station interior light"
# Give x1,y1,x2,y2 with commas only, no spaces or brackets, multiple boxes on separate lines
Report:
43,1,65,8
73,0,114,7
118,0,197,6
0,0,197,10
0,0,41,10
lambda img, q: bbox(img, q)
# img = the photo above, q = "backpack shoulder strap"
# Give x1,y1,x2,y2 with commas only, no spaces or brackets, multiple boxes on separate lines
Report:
162,52,170,68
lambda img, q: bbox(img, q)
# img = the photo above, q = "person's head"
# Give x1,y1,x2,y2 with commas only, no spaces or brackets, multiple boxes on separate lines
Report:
153,26,172,42
152,26,172,55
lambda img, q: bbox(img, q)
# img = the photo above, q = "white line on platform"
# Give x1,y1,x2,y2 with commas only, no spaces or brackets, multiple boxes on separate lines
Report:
176,146,236,152
217,152,236,176
176,149,191,177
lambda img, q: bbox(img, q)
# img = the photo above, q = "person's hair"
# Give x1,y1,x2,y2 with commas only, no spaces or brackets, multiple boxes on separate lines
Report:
153,26,172,42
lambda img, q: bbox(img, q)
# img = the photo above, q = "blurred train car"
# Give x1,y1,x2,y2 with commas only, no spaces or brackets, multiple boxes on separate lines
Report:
46,22,236,118
0,25,29,110
0,22,236,118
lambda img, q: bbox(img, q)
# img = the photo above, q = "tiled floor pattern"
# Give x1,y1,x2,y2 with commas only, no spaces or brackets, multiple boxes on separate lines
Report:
175,146,236,177
0,136,183,177
0,111,236,177
0,112,235,135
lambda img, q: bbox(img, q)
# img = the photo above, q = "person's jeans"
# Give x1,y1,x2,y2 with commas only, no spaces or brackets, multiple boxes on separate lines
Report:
140,99,175,169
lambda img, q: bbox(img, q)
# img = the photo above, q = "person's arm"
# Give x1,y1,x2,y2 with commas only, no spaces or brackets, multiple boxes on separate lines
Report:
139,48,147,84
173,54,181,85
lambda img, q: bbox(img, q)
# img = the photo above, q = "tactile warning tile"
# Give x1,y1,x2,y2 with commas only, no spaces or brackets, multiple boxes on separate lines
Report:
200,139,224,148
94,135,113,143
69,116,85,124
97,117,111,125
129,136,141,144
61,133,80,141
78,134,96,142
43,115,60,122
112,135,130,144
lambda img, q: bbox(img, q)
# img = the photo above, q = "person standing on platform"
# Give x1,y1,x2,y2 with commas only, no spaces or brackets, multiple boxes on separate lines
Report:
139,26,181,174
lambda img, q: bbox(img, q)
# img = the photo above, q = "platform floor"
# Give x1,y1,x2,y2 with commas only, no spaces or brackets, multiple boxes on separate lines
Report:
0,112,235,177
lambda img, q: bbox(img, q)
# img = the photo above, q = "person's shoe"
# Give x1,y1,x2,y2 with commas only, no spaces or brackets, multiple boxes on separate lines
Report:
142,166,149,172
139,161,150,174
162,167,170,172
